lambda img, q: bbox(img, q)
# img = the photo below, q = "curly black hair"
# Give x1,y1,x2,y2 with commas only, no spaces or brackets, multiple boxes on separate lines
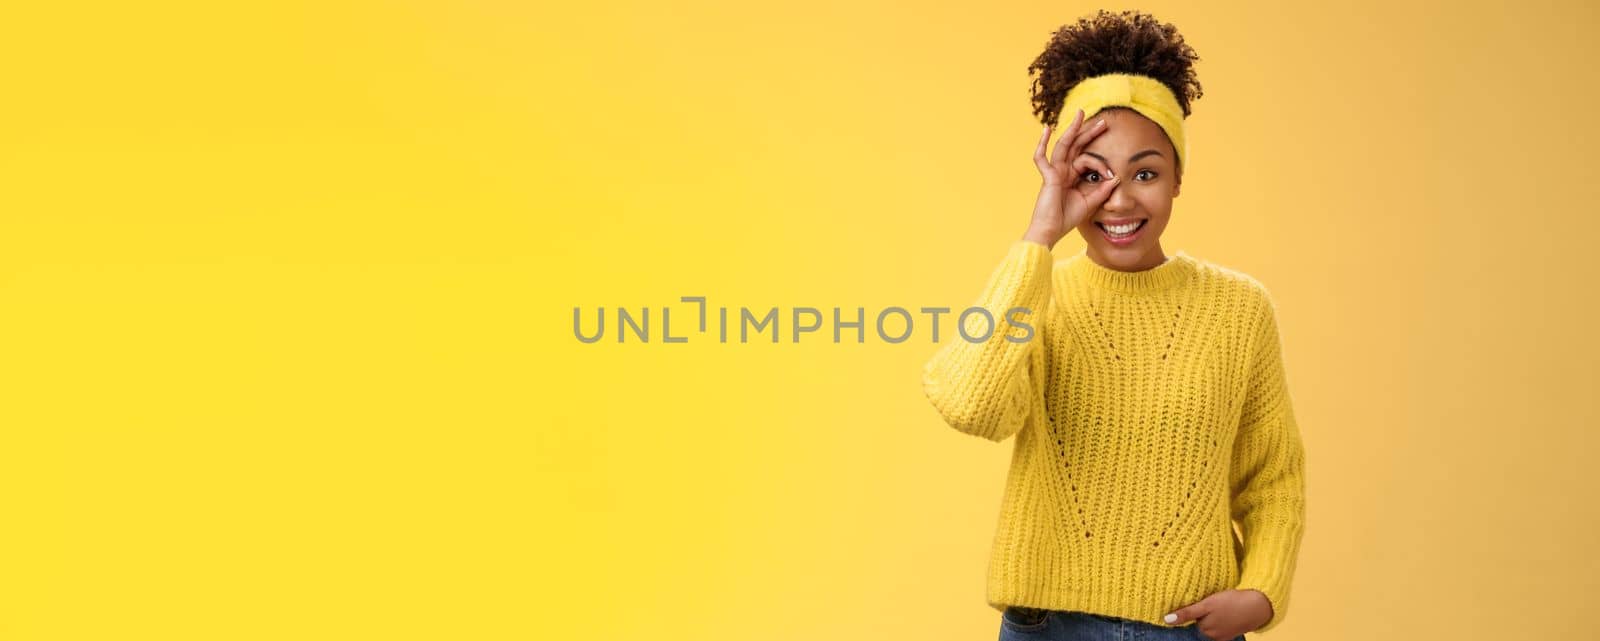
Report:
1027,9,1203,127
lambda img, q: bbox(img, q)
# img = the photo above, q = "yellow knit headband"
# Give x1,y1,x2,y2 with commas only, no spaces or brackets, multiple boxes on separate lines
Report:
1060,73,1187,171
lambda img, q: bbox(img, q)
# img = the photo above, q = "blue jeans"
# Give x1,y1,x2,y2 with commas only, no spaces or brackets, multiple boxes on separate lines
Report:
998,607,1246,641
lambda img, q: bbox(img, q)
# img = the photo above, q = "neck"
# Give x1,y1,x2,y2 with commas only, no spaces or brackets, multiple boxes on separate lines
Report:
1086,243,1169,272
1066,246,1195,295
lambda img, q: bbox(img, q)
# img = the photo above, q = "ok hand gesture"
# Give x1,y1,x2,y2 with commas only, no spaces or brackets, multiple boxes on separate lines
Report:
1023,108,1121,249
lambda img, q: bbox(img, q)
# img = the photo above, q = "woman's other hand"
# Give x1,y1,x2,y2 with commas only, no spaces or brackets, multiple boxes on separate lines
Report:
1163,588,1274,640
1023,108,1122,249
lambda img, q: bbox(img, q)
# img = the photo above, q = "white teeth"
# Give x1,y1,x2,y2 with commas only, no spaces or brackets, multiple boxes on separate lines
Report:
1101,220,1144,236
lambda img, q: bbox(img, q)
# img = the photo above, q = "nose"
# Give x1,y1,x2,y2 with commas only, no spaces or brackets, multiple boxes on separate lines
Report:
1102,175,1131,211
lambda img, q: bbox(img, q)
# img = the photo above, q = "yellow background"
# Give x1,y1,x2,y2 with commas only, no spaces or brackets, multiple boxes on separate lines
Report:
1,1,1595,639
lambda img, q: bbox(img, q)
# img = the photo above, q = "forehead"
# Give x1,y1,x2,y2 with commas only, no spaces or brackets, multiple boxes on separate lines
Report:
1084,108,1172,157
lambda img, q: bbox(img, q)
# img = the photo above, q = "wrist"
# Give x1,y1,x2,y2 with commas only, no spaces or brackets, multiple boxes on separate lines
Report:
1240,588,1274,629
1021,228,1063,249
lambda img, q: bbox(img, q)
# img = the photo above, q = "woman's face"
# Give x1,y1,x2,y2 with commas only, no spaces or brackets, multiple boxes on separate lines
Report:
1072,107,1182,272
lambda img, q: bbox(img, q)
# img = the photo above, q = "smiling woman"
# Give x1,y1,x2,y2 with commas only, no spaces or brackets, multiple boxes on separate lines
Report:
920,9,1307,641
1025,9,1201,273
1071,110,1179,261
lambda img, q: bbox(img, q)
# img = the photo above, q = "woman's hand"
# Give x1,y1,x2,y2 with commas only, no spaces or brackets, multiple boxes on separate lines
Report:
1163,588,1274,641
1022,108,1121,249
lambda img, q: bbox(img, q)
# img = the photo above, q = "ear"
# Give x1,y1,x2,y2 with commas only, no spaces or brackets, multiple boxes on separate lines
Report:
1172,154,1184,198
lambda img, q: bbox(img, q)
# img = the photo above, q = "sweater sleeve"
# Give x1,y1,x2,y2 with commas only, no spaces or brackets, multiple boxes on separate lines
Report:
920,239,1054,443
1229,291,1308,633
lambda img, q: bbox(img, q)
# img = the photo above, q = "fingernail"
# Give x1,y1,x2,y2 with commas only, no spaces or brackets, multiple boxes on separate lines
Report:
1164,613,1177,623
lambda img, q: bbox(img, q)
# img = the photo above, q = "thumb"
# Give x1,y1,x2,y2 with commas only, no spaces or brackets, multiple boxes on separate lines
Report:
1164,596,1212,625
1085,175,1122,210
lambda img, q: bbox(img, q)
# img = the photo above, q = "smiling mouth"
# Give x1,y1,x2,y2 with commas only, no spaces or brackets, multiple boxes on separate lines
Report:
1096,219,1147,240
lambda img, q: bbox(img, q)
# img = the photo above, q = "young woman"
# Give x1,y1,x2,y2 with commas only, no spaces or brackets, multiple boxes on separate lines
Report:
920,11,1307,641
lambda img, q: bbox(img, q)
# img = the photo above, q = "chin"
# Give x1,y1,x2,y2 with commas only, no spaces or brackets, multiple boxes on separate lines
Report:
1086,232,1162,269
1096,248,1147,267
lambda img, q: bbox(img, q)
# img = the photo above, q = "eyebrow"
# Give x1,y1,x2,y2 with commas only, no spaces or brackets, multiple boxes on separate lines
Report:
1084,149,1164,164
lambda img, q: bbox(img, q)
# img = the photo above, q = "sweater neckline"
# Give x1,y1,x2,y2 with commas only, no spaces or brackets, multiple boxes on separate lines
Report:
1064,249,1197,294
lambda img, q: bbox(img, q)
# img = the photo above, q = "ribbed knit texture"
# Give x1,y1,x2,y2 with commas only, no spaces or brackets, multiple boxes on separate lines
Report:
921,240,1306,633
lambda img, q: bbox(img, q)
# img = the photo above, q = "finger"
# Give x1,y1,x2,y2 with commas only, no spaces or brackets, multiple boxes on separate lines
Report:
1164,599,1208,626
1064,118,1111,170
1049,109,1085,168
1083,174,1122,210
1034,125,1053,174
1057,127,1108,191
1162,604,1190,625
1060,114,1106,160
1070,154,1112,181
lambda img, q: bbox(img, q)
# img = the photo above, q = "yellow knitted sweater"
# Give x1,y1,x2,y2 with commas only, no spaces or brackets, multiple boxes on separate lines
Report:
921,240,1306,633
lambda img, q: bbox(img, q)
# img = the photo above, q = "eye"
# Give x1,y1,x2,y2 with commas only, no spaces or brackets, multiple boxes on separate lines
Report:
1136,169,1157,181
1080,170,1102,183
